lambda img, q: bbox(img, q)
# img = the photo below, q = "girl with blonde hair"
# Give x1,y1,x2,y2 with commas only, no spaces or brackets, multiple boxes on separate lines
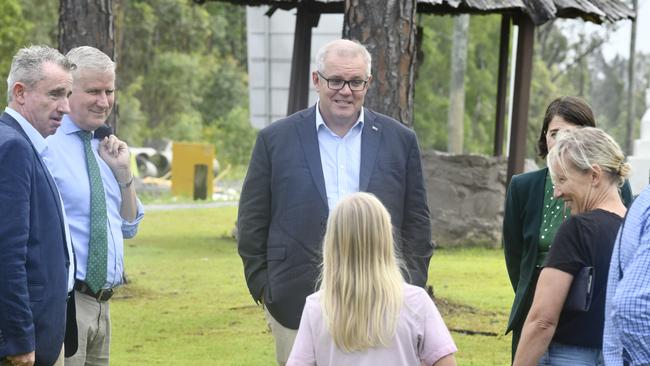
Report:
287,192,456,366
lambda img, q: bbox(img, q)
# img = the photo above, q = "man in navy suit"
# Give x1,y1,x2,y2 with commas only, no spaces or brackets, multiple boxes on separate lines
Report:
0,46,73,366
238,39,433,365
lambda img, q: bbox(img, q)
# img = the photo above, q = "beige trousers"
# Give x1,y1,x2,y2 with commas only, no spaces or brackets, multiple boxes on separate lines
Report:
264,307,299,366
64,291,111,366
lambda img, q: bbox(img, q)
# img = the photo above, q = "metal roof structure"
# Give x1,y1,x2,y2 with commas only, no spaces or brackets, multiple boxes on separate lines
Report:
196,0,633,24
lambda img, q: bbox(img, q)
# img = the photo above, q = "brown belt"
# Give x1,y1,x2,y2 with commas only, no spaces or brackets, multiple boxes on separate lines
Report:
74,280,114,302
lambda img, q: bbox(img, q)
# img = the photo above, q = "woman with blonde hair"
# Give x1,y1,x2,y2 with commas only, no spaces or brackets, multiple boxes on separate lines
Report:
513,127,630,365
287,192,456,366
503,96,634,360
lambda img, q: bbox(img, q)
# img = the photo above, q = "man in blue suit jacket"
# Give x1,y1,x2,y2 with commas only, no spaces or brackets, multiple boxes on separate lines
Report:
0,46,73,366
238,39,433,365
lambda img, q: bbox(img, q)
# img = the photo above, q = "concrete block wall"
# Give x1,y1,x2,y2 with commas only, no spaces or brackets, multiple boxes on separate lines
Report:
422,150,537,248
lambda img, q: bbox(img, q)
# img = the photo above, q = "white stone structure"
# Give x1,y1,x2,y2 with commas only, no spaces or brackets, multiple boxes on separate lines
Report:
246,6,343,129
628,90,650,195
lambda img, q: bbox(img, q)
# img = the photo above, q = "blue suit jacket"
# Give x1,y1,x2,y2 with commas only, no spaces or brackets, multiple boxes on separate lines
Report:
237,106,433,329
0,113,69,365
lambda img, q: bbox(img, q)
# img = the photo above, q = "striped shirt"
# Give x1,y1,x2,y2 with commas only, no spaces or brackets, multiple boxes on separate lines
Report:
604,185,650,366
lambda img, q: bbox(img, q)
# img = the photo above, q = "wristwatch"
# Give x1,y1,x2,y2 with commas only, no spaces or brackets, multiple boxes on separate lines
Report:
118,176,134,189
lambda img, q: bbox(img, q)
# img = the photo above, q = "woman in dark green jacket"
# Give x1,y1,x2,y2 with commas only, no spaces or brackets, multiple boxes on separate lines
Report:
503,96,633,360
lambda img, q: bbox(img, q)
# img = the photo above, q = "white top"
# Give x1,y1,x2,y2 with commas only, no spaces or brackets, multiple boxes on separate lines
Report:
287,284,457,366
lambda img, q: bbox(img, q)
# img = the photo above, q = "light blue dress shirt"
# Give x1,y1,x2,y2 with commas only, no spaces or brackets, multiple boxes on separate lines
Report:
5,107,75,292
604,185,650,366
44,115,144,290
316,102,363,211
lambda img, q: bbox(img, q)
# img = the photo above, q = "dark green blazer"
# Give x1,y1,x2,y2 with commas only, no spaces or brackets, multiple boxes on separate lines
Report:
503,167,633,334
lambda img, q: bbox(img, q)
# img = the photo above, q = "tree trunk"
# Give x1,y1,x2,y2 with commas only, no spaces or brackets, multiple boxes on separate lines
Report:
58,0,117,130
343,0,417,127
506,16,535,185
625,0,638,155
447,15,469,154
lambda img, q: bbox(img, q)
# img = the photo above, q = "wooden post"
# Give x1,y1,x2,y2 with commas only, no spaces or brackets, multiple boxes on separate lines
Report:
493,15,510,157
286,7,320,115
447,14,469,154
625,0,638,155
506,15,534,185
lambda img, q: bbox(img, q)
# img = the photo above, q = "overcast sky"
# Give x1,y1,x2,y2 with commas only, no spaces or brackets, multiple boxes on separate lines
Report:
598,1,649,60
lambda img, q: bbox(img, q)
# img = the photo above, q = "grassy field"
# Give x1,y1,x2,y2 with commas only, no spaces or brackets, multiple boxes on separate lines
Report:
111,207,513,365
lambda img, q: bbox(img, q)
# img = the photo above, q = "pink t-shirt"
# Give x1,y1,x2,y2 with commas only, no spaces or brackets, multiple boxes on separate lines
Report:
287,284,457,366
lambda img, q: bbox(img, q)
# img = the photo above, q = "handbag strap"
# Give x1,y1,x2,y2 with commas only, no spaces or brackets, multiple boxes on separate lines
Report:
617,210,630,280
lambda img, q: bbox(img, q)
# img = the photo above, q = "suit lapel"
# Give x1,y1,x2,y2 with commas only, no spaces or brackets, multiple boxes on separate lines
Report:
359,110,381,191
1,113,67,250
531,168,548,248
296,107,328,208
37,156,69,263
37,156,65,233
1,112,30,141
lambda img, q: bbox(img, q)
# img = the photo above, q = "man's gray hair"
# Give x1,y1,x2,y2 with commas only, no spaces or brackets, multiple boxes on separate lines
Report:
315,39,372,77
66,46,115,79
6,45,73,103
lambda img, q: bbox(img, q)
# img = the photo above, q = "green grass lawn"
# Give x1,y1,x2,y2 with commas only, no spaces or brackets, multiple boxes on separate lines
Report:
111,207,513,365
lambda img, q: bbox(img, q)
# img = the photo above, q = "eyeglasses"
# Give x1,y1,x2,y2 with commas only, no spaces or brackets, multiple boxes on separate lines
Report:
317,71,368,91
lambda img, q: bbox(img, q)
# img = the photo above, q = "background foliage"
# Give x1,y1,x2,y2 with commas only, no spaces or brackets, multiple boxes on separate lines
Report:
0,0,252,168
414,12,649,163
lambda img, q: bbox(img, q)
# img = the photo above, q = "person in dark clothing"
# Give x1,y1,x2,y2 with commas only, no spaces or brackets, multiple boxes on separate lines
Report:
503,97,634,361
513,127,630,366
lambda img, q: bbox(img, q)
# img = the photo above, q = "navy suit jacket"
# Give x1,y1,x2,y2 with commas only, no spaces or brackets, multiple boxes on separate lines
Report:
237,106,433,329
0,113,69,365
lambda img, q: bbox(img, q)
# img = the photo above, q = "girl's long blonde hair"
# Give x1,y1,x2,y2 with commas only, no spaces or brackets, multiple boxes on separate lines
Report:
320,192,404,352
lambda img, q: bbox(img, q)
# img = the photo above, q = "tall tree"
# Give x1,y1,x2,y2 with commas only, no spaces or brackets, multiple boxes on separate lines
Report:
0,0,30,103
414,15,503,155
112,0,252,167
343,0,418,126
447,15,469,153
625,0,638,155
59,0,116,127
58,0,115,56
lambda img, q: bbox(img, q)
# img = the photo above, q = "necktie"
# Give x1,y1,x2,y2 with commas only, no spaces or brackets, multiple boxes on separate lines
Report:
77,130,108,293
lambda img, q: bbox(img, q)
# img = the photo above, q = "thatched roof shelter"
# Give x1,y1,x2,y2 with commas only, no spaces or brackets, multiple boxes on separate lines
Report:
196,0,633,24
195,0,633,181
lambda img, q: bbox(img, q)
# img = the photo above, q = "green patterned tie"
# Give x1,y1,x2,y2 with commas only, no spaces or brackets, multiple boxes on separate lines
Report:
77,130,108,293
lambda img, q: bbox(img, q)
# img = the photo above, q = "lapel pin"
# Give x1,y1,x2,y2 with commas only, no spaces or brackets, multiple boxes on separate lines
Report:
371,125,378,131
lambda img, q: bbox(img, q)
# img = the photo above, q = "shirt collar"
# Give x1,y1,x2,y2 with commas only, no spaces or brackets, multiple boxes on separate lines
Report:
60,115,86,136
5,107,48,154
315,101,364,134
